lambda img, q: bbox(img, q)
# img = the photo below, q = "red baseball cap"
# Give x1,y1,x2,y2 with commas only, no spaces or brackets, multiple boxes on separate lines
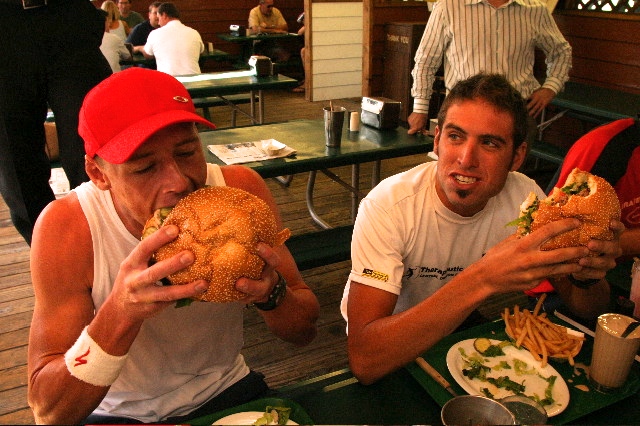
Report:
79,68,216,164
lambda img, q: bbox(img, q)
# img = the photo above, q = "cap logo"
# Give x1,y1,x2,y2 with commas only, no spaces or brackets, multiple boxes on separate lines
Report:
173,96,189,103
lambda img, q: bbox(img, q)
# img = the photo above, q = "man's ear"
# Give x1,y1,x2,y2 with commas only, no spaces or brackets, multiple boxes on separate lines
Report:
85,155,111,190
433,125,440,157
510,142,528,171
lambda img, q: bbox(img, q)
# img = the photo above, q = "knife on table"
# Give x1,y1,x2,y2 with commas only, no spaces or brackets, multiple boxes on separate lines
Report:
416,356,458,397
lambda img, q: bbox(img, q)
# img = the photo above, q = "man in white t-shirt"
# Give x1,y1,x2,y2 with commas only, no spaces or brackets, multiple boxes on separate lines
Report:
342,73,623,385
136,2,203,76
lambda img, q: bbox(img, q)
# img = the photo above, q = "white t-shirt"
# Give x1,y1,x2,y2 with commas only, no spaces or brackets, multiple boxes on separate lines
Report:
341,161,545,321
100,32,131,73
144,19,204,76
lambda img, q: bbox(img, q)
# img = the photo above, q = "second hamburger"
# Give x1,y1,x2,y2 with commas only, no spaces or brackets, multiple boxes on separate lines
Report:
512,168,621,252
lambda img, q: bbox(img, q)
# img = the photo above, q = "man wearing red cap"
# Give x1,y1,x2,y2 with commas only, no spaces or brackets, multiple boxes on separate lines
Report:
27,68,319,424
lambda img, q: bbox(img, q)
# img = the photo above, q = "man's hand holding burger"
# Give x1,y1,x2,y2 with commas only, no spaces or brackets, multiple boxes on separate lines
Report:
101,224,210,327
570,218,625,281
235,242,284,306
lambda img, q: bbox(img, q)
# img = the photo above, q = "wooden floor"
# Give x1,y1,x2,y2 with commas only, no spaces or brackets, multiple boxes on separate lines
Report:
0,89,535,423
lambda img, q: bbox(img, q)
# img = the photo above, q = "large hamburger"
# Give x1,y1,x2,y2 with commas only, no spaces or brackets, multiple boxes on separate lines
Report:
142,186,290,303
512,168,620,252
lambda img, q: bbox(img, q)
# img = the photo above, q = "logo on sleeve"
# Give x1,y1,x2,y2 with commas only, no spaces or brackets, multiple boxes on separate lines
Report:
362,268,389,282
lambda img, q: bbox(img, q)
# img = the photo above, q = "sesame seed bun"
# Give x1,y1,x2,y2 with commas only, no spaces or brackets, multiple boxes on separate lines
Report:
142,186,290,302
516,168,621,253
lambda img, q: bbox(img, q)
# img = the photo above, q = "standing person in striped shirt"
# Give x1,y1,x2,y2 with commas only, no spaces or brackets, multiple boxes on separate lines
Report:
407,0,572,137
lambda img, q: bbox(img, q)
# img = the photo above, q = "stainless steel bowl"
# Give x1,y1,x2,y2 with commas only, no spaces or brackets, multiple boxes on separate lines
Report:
441,395,516,425
500,395,548,425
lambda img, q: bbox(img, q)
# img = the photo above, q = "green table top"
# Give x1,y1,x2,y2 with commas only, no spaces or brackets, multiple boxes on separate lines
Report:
217,32,303,43
177,70,298,98
406,316,640,424
553,82,640,122
273,317,640,425
200,119,433,179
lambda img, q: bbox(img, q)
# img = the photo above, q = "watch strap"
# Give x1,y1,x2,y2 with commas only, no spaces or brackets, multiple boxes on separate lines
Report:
253,271,287,311
567,274,600,289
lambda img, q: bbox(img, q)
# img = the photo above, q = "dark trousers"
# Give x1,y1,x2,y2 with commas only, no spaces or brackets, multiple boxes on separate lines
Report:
83,370,272,424
0,0,111,244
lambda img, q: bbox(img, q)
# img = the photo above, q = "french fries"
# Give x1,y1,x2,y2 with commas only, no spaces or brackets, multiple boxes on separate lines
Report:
501,294,585,368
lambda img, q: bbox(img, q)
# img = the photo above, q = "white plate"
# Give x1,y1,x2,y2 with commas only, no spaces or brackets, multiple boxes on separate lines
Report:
212,411,298,425
446,338,569,417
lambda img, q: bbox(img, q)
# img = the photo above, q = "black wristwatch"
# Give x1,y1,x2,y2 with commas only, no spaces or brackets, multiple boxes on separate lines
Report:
567,274,600,289
253,271,287,311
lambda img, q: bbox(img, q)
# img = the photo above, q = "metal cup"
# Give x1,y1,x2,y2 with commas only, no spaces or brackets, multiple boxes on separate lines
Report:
441,395,515,425
323,106,346,148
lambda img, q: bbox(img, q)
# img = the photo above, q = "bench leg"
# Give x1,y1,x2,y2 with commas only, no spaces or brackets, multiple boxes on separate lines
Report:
231,109,237,127
202,107,212,122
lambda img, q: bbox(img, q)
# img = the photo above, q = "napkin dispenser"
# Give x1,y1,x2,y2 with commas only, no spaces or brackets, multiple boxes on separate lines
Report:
248,55,272,77
229,24,245,36
361,97,401,130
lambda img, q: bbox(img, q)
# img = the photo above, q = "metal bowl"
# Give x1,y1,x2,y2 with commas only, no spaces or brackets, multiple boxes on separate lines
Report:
500,395,548,424
441,395,515,425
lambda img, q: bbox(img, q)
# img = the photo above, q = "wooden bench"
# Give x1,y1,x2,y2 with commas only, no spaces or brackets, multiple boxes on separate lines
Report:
192,93,255,126
529,141,567,167
286,225,353,271
530,80,640,171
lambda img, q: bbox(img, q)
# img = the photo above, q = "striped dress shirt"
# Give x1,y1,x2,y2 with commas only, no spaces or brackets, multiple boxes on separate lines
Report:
410,0,572,114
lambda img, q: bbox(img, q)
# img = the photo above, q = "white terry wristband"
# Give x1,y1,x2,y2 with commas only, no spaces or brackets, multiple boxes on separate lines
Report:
64,326,128,387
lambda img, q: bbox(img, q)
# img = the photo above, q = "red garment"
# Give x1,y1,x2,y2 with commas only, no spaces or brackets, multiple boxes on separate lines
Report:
527,118,639,296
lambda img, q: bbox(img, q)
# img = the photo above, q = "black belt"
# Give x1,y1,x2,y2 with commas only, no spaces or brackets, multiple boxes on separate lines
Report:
0,0,48,9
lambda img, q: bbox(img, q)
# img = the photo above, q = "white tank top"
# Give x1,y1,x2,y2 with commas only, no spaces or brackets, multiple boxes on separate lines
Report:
74,163,249,422
109,20,127,41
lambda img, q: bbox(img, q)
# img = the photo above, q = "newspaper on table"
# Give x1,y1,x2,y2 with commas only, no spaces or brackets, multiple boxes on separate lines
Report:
208,139,296,165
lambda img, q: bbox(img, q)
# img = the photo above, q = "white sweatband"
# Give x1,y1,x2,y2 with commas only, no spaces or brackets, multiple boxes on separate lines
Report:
64,326,128,387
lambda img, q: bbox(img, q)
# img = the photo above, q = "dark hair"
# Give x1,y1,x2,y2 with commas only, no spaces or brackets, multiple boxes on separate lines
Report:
149,1,161,11
158,2,179,18
437,73,529,150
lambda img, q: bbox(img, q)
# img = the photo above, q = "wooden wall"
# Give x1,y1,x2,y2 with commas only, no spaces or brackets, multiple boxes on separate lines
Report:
554,11,640,95
363,0,430,96
310,2,363,101
123,0,639,100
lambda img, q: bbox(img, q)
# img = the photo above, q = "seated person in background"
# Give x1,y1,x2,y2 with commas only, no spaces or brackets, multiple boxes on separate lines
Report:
27,68,319,424
341,73,623,385
249,0,288,34
526,117,640,307
135,2,204,76
117,0,145,29
102,0,130,40
248,0,291,63
126,1,161,48
99,10,132,73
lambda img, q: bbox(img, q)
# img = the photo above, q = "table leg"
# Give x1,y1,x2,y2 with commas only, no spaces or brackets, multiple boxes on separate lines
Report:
258,89,264,124
372,160,381,186
306,171,332,229
306,168,367,229
351,164,360,221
